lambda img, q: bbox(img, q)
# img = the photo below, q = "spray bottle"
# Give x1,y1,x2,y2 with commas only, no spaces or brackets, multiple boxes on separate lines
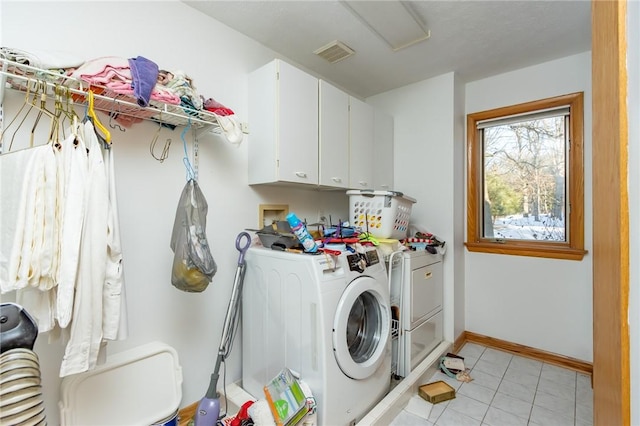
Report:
286,212,318,253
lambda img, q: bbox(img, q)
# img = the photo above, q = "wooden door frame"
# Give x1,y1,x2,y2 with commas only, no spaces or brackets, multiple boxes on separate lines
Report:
592,1,630,425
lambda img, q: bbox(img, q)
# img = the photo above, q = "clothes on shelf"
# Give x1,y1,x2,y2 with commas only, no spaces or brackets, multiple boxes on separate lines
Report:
1,47,241,140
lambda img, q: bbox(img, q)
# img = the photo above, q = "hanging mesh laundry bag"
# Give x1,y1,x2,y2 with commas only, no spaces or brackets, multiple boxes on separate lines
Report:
170,179,217,292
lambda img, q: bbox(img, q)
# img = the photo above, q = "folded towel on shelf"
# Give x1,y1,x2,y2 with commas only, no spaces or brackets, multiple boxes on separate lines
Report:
69,57,133,91
164,70,203,110
69,56,181,106
68,56,130,80
203,97,235,116
1,46,85,70
128,56,159,107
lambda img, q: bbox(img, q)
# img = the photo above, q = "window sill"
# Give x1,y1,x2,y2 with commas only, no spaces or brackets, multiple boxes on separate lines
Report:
465,241,588,261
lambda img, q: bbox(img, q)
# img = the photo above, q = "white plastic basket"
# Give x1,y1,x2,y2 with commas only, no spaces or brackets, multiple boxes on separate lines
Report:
347,190,416,239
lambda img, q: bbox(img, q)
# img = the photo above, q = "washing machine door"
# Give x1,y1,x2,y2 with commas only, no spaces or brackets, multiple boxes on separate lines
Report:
332,275,391,380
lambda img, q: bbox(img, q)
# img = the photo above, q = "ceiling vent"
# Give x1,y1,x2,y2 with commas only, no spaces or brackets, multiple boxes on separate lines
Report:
314,40,355,64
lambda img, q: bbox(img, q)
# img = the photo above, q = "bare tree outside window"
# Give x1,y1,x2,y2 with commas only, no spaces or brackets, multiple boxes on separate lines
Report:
465,92,586,260
482,116,567,242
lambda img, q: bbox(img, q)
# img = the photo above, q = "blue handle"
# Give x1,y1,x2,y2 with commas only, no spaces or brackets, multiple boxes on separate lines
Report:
235,232,251,265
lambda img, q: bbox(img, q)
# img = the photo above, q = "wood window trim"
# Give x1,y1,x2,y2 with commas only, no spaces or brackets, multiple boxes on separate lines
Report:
465,92,587,261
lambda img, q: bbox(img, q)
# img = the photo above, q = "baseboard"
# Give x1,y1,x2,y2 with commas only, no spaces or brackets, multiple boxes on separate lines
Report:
178,401,198,426
462,331,592,375
453,331,467,353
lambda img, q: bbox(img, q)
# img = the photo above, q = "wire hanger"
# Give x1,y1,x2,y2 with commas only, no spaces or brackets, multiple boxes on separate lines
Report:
30,81,57,147
150,121,171,162
1,78,37,151
181,118,195,181
108,95,126,132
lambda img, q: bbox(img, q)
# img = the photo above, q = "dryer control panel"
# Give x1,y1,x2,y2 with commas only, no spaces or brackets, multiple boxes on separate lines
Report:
346,248,380,272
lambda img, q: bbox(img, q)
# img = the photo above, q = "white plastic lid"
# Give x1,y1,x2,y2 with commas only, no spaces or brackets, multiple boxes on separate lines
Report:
59,342,182,426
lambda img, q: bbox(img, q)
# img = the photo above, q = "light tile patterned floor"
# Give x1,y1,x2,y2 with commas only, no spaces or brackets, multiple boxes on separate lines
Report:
391,343,593,426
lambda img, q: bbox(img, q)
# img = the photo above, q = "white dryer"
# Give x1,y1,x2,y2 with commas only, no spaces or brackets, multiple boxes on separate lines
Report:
242,246,391,426
388,250,443,378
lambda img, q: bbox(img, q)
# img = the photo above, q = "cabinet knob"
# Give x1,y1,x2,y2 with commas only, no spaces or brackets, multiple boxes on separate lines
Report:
358,181,369,187
295,172,308,178
332,177,342,183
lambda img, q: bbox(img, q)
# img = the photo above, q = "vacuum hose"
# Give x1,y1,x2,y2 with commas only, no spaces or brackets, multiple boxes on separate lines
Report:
0,303,46,424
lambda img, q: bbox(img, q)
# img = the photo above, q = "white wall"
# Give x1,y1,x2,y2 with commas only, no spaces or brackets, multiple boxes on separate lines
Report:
465,52,593,361
627,0,639,423
1,2,348,424
367,72,466,344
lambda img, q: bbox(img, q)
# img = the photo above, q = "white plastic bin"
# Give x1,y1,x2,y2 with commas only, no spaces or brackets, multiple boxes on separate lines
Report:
347,190,416,239
59,342,182,426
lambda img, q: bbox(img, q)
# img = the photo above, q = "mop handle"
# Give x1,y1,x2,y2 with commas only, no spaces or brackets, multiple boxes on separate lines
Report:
236,232,251,265
217,232,251,353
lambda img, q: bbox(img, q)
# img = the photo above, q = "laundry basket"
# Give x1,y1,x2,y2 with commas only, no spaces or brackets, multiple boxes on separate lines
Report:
347,190,416,239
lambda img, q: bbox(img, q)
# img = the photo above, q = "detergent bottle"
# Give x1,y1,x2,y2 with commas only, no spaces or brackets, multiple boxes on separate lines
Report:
286,213,318,253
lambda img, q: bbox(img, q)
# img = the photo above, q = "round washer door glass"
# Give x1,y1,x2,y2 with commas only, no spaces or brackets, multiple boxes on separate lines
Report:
333,276,390,380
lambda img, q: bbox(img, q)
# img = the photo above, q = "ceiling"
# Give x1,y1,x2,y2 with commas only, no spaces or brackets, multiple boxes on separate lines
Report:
184,1,591,99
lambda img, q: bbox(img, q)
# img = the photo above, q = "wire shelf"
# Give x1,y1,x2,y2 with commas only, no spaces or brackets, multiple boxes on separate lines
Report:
0,59,222,131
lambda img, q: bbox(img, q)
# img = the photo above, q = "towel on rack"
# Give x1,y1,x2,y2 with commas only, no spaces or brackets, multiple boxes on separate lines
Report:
128,56,159,107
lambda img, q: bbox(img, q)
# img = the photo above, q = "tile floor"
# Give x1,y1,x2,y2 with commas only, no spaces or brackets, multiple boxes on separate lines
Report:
390,343,593,426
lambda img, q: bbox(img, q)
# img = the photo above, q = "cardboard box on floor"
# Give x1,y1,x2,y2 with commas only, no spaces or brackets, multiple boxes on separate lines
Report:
418,381,456,404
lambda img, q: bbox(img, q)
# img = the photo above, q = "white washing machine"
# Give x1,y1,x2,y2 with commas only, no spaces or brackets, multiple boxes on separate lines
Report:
242,246,392,426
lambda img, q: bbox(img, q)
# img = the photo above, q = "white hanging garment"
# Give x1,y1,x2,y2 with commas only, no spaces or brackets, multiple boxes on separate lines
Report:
15,286,57,332
102,143,127,341
56,123,88,328
27,140,59,291
60,120,109,377
2,143,59,332
0,146,38,288
1,144,56,292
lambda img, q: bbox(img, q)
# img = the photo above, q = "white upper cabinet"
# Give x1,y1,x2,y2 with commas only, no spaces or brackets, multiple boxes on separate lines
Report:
373,109,394,190
248,59,319,185
319,80,349,189
349,96,374,190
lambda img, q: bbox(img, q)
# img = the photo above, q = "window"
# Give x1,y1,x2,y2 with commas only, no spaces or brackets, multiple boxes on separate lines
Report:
466,92,586,260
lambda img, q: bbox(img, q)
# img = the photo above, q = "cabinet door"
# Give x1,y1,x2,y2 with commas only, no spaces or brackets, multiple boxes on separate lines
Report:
319,80,349,188
248,59,318,185
373,110,394,190
277,61,319,184
349,97,374,189
248,60,278,184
